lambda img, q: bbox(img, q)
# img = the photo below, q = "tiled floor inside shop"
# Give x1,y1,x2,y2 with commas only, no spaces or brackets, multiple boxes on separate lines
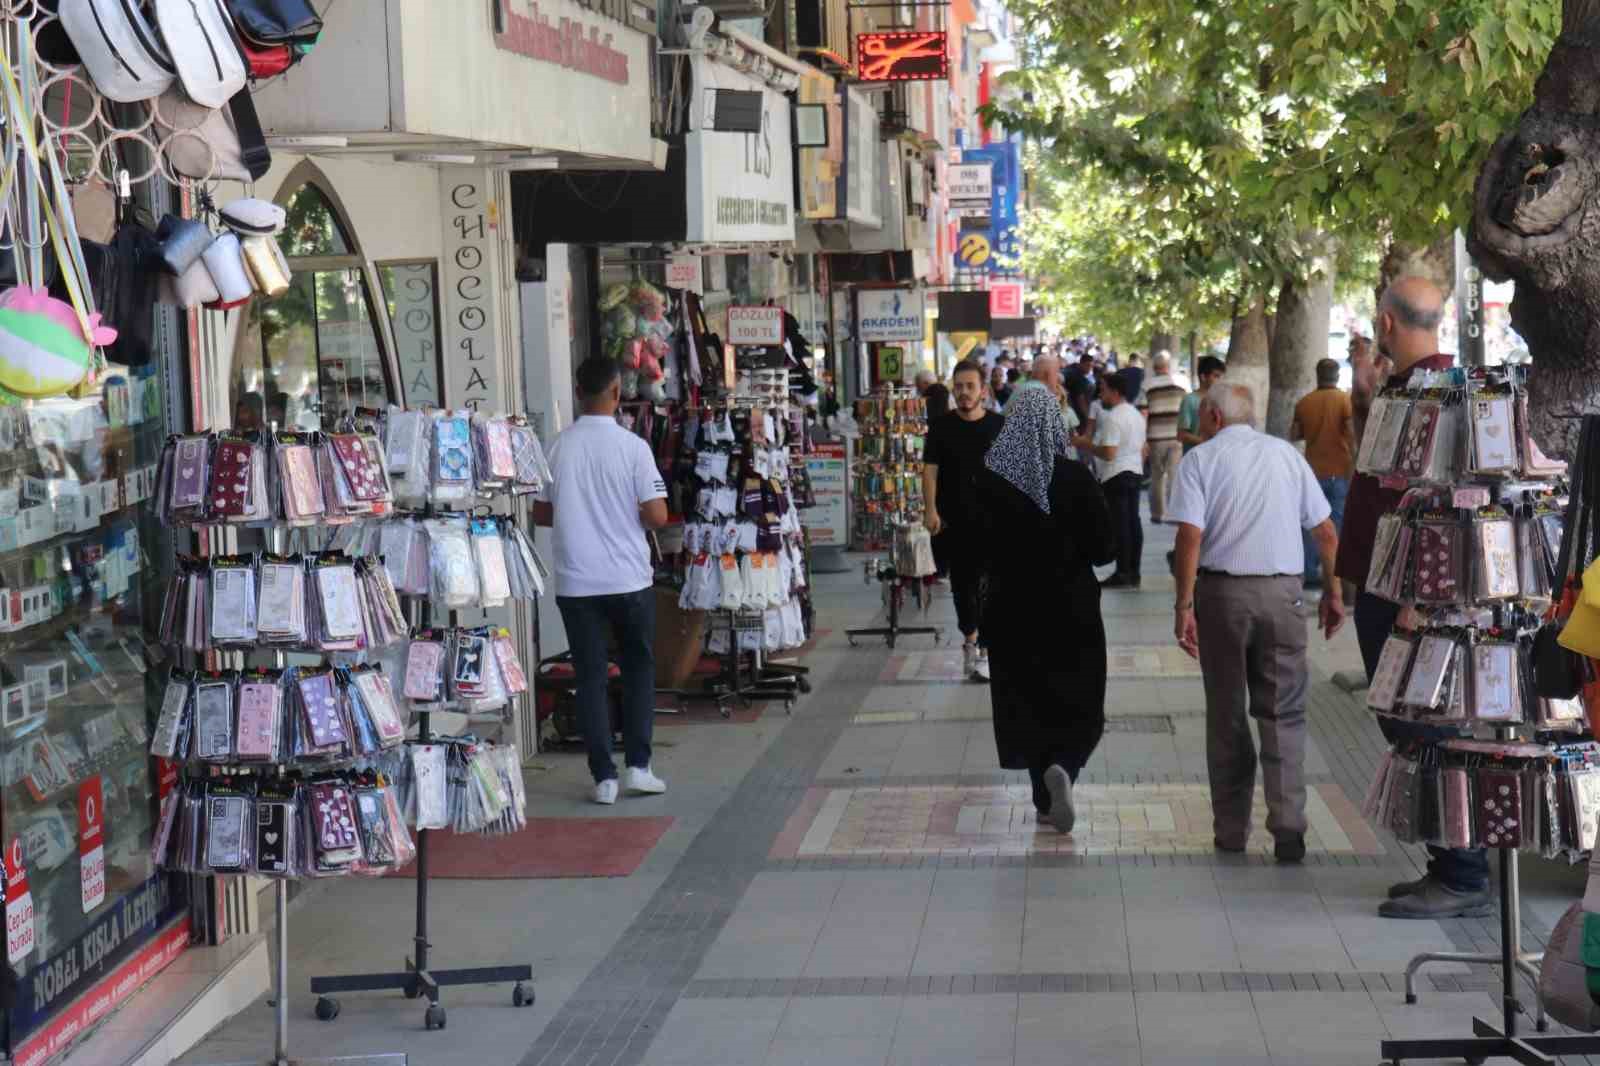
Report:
167,516,1598,1066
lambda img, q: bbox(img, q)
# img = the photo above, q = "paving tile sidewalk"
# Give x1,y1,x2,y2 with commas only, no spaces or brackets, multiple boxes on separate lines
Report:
175,516,1592,1066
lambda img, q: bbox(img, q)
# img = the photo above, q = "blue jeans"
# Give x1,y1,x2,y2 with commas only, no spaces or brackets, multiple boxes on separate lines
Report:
557,589,656,784
1354,592,1489,893
1303,476,1348,587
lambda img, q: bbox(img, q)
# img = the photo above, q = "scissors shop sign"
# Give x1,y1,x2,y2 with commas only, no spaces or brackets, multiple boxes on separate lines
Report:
855,31,949,82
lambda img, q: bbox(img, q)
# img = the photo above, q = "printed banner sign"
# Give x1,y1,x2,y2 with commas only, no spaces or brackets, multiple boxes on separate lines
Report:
728,306,785,347
856,288,926,343
77,777,104,914
6,837,34,966
989,282,1024,318
800,443,848,548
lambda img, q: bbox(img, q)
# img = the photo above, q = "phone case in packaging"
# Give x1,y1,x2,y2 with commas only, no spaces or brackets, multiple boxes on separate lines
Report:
472,519,511,608
426,518,479,609
235,677,282,761
1478,769,1523,848
1474,518,1520,600
1471,641,1523,722
151,670,193,759
403,640,446,703
206,790,250,872
193,680,234,762
254,789,295,876
308,782,363,869
1471,394,1518,473
1411,523,1461,604
411,744,448,830
1399,634,1456,712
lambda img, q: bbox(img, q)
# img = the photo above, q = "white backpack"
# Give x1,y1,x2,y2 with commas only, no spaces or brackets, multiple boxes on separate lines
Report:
58,0,176,103
152,0,247,109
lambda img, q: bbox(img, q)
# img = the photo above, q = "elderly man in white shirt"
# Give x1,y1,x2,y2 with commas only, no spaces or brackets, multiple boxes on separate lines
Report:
1167,383,1345,863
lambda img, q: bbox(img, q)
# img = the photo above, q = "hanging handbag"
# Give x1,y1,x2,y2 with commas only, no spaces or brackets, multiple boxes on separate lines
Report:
58,0,177,103
152,85,272,183
153,0,249,109
1553,417,1600,666
1540,844,1600,1031
224,0,323,46
155,214,214,276
242,40,293,78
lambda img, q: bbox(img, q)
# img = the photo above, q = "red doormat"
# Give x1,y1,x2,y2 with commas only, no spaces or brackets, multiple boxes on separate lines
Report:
389,817,674,879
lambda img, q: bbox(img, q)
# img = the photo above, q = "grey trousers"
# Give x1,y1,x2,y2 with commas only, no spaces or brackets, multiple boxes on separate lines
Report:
1195,573,1309,845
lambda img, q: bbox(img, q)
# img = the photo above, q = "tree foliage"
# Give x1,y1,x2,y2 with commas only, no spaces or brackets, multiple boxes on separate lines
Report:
988,0,1558,333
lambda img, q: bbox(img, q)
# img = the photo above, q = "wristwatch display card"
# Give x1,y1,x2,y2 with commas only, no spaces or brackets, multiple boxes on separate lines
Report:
206,793,248,871
1478,769,1523,847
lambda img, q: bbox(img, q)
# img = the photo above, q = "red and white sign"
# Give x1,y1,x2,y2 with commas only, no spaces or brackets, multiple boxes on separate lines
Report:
988,282,1024,318
492,0,630,85
13,917,190,1066
77,777,104,914
6,837,34,966
666,254,701,293
856,31,949,82
727,306,785,347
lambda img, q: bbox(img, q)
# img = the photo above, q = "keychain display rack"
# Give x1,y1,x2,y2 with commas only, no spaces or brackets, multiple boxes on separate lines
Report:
308,505,534,1031
850,387,926,551
846,551,942,650
1356,372,1600,1065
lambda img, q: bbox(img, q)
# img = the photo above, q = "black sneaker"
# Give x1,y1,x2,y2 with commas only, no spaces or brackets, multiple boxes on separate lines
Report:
1213,838,1246,854
1274,836,1306,863
1101,574,1141,589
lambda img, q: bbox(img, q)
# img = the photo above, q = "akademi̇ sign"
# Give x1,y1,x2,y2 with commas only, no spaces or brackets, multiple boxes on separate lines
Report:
857,288,926,343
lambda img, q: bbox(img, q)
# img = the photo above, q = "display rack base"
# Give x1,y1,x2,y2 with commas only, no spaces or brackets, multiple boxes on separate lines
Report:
1379,848,1599,1065
309,707,534,1031
847,577,941,650
199,1055,409,1066
1404,949,1546,1030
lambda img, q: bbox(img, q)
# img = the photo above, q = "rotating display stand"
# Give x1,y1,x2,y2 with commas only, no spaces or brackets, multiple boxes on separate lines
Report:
847,557,942,650
309,512,533,1031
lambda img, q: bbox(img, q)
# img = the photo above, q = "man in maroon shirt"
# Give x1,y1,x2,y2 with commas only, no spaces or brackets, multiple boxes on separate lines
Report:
1334,277,1490,919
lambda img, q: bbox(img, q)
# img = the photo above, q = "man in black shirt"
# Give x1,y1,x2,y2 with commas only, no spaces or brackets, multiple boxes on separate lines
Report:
1063,352,1097,428
923,359,1004,681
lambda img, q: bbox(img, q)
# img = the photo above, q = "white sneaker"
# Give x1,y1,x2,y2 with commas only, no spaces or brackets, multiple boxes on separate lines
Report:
623,766,667,795
962,643,977,679
1043,765,1074,834
973,649,990,683
592,779,618,805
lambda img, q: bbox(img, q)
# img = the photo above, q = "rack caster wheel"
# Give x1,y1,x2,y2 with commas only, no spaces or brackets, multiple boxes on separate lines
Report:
1404,993,1416,1005
798,677,812,694
513,982,534,1007
315,997,340,1022
425,1004,446,1030
1537,1018,1550,1032
720,706,731,719
1465,1057,1486,1065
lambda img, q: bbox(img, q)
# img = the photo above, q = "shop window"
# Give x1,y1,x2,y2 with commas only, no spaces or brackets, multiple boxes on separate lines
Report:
726,254,752,303
377,262,445,409
231,178,394,431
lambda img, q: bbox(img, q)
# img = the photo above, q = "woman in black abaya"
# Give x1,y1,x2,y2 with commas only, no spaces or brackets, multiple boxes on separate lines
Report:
976,386,1117,833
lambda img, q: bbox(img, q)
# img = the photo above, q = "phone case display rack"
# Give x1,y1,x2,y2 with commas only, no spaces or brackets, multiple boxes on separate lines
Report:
849,386,926,551
1357,368,1600,1065
663,378,813,713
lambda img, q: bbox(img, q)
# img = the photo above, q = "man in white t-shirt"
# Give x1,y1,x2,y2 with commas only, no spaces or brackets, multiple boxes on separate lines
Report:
533,357,670,805
1072,370,1146,588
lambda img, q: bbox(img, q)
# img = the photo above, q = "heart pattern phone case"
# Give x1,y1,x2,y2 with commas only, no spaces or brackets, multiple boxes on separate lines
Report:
256,800,290,874
308,783,361,864
235,682,279,759
209,440,254,516
1471,642,1521,721
1412,524,1461,603
1399,402,1441,477
1472,396,1517,471
1477,519,1520,599
172,436,209,509
330,434,385,501
299,672,347,748
1479,769,1523,847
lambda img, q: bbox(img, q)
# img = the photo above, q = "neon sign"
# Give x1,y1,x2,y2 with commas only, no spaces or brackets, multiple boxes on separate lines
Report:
856,31,948,82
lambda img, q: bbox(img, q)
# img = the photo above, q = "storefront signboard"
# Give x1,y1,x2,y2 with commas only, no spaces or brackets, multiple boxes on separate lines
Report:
6,837,34,966
797,72,842,220
666,254,702,293
946,163,992,203
686,57,795,243
843,88,882,229
801,442,848,547
857,288,925,343
856,31,949,82
728,306,785,347
76,777,103,914
441,175,501,411
988,281,1024,318
493,0,631,84
13,915,189,1066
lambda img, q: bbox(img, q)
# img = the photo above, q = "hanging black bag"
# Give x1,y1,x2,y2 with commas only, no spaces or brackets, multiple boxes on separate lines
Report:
1536,416,1597,699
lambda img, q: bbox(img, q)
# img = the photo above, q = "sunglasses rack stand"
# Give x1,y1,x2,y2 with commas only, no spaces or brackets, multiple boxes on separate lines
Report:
308,503,534,1033
194,476,405,1066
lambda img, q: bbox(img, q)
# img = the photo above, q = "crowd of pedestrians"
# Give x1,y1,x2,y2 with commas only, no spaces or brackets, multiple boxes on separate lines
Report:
916,310,1445,918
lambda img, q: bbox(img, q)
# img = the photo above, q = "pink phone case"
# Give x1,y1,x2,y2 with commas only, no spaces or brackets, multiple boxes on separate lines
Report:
235,682,279,758
495,634,528,694
403,642,444,701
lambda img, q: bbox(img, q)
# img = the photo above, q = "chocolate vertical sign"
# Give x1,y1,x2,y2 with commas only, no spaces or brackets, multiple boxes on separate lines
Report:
441,175,499,411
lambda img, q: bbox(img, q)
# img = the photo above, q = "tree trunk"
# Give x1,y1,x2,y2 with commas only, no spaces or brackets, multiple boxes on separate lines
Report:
1375,232,1456,316
1467,0,1600,457
1226,293,1271,429
1149,330,1178,360
1267,264,1336,439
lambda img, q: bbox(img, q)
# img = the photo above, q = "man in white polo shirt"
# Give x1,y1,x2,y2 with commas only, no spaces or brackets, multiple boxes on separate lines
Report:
1072,370,1146,588
1167,383,1344,863
534,356,670,805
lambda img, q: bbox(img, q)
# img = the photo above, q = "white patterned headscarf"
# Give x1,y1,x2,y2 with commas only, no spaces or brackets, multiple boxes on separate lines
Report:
983,385,1069,514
